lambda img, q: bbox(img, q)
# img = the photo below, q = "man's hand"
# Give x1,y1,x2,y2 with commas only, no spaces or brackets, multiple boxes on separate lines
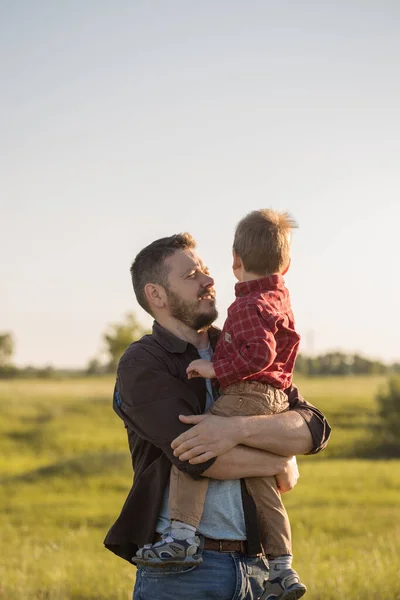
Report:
171,413,243,463
186,359,216,380
275,456,299,493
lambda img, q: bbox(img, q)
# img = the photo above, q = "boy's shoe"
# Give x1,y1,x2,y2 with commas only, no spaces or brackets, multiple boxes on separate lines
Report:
260,568,307,600
132,534,203,567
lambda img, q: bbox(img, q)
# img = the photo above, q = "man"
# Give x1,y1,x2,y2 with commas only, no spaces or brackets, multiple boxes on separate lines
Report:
104,233,331,600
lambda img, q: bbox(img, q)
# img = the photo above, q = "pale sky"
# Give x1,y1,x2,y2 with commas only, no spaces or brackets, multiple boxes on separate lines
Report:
1,0,399,367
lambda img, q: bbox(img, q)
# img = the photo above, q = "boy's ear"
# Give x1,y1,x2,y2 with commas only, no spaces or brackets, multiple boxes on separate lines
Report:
232,249,242,271
282,258,291,276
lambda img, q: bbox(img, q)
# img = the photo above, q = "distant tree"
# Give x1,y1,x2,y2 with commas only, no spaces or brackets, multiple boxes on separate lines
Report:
293,353,308,376
103,312,149,372
376,377,400,451
317,352,350,376
37,365,56,379
294,350,390,377
86,357,105,376
0,332,14,367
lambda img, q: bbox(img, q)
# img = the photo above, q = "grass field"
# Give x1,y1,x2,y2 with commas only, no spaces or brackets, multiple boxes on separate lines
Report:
0,375,399,599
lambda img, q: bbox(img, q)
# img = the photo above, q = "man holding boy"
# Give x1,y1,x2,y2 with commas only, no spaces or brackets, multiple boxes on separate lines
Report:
104,221,330,600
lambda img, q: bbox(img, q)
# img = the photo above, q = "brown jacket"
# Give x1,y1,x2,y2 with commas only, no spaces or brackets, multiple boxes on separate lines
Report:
104,322,331,563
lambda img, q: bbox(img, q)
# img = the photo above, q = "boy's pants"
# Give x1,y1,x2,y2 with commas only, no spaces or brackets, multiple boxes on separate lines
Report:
169,381,292,556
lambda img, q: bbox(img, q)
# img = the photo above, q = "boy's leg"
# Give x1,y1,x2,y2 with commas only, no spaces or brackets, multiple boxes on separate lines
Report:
169,464,209,528
210,386,292,554
244,474,292,557
245,462,306,598
213,383,306,598
210,381,289,419
133,466,208,567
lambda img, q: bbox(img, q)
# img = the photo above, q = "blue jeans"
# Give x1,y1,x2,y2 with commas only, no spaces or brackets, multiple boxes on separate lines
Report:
133,550,269,600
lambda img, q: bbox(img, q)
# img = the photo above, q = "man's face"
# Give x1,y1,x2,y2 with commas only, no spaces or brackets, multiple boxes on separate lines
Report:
163,249,218,331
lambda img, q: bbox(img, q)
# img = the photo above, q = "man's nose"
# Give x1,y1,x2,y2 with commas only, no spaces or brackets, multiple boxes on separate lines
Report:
202,274,214,288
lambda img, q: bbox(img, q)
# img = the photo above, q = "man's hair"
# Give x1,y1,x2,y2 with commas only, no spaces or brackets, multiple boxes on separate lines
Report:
233,209,298,275
130,232,196,315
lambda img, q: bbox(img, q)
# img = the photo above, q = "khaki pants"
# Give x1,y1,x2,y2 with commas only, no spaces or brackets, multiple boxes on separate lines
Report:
169,381,292,556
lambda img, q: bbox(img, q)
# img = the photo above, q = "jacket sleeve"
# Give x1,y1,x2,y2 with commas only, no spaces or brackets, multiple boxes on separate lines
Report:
113,357,216,479
285,383,332,454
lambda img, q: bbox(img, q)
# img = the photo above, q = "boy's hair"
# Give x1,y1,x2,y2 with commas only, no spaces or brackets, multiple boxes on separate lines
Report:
233,209,298,275
130,232,196,315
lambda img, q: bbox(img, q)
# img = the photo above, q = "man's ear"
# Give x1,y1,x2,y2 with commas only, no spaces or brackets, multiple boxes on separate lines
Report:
282,258,291,276
232,249,242,271
144,283,167,310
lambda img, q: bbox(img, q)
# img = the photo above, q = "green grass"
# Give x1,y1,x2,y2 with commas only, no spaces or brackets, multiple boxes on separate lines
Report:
295,375,389,459
0,376,399,599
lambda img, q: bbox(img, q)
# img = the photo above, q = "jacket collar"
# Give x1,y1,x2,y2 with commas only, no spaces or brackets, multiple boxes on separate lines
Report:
152,320,220,353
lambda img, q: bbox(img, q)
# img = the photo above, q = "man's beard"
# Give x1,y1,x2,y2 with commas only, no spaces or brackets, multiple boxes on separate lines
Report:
166,287,218,331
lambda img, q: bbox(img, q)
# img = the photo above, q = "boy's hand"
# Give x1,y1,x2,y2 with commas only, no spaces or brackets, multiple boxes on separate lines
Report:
186,359,216,379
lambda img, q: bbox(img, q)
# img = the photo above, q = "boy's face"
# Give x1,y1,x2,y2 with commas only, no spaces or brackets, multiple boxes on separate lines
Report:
232,249,242,282
282,231,292,274
281,259,291,276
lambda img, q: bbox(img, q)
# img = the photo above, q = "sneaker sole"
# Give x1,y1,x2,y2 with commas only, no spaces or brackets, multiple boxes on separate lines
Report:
280,587,307,600
262,585,307,600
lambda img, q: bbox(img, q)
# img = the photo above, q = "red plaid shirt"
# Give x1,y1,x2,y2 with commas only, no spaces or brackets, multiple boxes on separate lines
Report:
212,274,300,390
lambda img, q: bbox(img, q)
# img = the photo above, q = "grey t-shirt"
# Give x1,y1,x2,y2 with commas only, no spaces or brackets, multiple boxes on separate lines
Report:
156,344,246,540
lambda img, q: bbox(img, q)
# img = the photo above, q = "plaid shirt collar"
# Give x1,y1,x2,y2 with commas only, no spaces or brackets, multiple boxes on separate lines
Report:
234,274,285,298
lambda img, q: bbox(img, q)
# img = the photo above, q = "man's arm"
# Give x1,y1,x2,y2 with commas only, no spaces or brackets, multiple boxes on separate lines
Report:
236,379,333,454
171,384,331,463
115,358,298,485
201,445,299,493
285,383,331,454
236,411,312,455
172,411,309,463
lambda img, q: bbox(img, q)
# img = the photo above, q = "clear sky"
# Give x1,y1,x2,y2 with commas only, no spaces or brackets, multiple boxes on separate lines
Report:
1,0,399,367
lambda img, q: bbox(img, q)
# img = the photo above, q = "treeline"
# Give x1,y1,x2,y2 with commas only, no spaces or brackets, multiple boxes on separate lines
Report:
1,318,399,379
294,351,400,377
0,364,84,379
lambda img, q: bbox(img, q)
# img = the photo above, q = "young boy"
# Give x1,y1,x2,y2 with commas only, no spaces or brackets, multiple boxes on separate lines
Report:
135,209,306,600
